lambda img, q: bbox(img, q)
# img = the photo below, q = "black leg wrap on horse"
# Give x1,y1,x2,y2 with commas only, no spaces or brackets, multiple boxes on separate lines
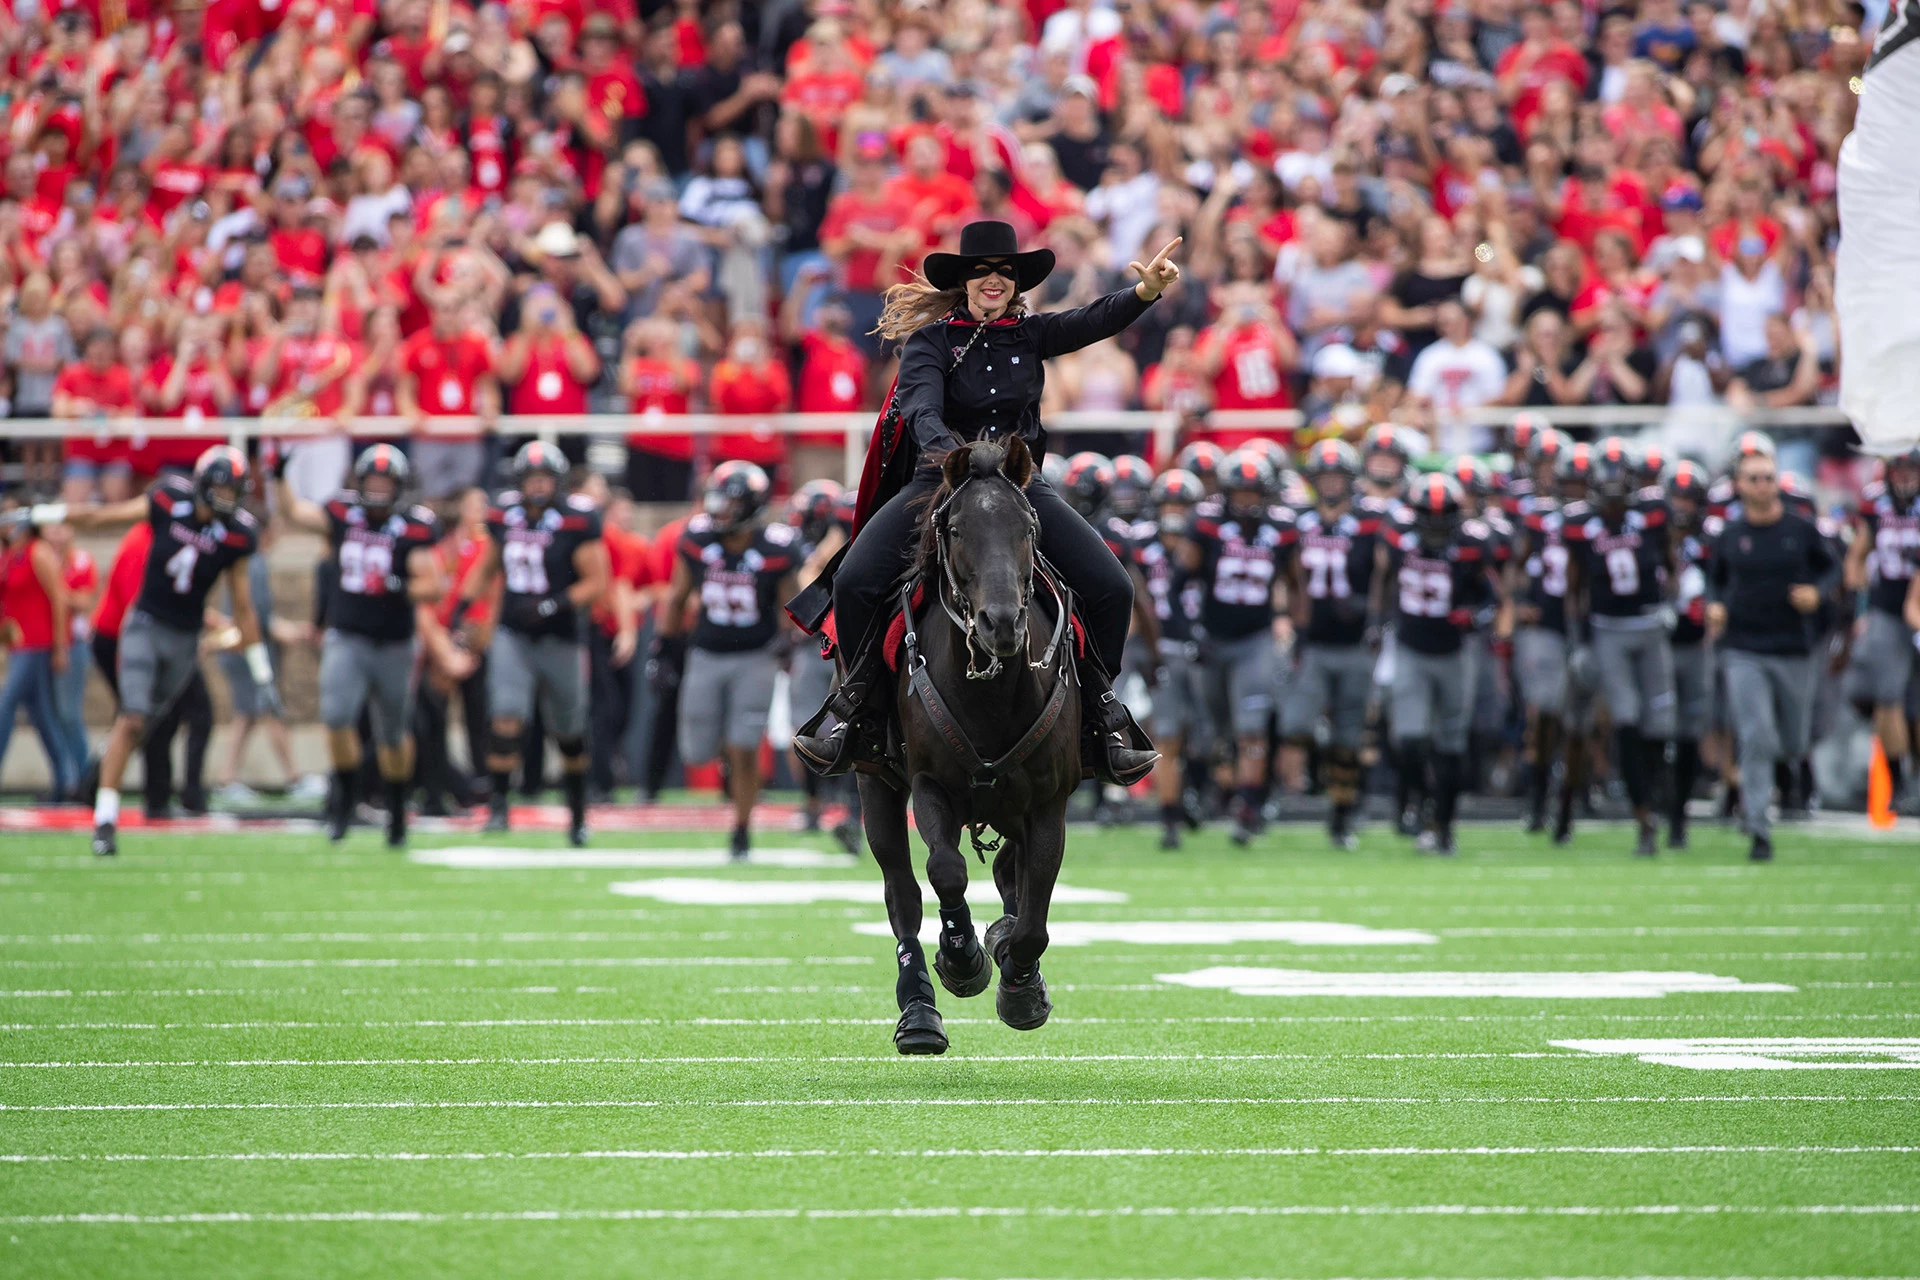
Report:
932,903,991,998
894,938,937,1012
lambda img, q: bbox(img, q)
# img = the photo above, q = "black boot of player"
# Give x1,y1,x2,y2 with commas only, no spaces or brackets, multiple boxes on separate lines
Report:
327,768,354,842
563,771,588,847
1670,737,1699,848
484,771,511,833
384,778,408,849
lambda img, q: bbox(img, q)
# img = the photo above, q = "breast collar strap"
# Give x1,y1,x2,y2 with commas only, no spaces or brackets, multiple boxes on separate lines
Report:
898,479,1075,808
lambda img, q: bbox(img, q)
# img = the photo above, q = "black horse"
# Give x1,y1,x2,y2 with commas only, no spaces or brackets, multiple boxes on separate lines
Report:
859,438,1083,1055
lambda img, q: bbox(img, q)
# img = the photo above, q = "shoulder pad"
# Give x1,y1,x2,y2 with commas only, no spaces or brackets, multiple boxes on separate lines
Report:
1861,479,1888,504
1703,514,1725,536
686,513,715,536
565,493,598,513
495,489,523,508
762,522,798,547
1461,517,1491,540
407,504,438,525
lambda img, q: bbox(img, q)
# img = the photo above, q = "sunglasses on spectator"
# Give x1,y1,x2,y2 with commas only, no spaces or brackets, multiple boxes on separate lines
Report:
968,261,1016,281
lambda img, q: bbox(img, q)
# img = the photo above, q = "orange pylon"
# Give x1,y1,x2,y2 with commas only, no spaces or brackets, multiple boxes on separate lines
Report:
1868,737,1897,830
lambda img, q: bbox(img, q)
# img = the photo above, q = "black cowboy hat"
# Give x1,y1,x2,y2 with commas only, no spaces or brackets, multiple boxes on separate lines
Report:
923,220,1055,293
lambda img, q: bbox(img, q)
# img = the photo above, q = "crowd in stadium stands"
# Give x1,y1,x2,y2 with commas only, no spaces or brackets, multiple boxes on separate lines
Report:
0,0,1913,855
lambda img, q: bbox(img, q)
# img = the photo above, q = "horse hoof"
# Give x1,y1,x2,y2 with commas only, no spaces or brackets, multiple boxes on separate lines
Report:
894,1000,948,1055
996,966,1051,1031
934,935,992,999
983,914,1016,968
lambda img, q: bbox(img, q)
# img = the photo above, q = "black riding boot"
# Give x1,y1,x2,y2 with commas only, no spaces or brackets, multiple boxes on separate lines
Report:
1079,666,1158,787
794,647,885,777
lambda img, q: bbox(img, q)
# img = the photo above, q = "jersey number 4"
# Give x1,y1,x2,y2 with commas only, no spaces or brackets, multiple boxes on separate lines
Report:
503,541,550,595
164,545,199,594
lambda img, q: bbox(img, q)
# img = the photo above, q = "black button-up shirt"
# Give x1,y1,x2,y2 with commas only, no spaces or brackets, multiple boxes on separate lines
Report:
893,287,1155,459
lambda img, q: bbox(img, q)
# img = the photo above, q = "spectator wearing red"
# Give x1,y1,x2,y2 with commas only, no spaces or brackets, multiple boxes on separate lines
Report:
581,14,647,125
140,315,240,479
708,318,793,471
52,327,138,504
580,474,649,800
1142,325,1214,421
819,133,910,354
1496,8,1590,135
498,282,601,417
1194,285,1300,447
253,285,363,503
47,521,98,791
887,132,977,267
398,303,499,499
781,21,865,158
0,510,74,797
618,317,702,502
785,288,866,481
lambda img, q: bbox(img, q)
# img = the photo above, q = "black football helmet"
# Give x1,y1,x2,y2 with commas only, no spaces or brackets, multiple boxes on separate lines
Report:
1406,471,1464,551
1173,441,1227,493
512,440,567,507
1109,454,1154,519
789,478,843,545
353,443,411,520
1886,444,1920,506
193,444,248,517
1219,449,1276,522
1061,452,1114,518
704,460,771,532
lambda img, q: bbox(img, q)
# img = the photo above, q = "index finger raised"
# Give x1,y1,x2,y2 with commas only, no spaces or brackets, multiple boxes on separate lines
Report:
1152,236,1184,265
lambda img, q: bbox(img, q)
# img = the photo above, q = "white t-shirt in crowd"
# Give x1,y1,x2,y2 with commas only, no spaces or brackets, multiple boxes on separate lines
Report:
1718,260,1784,368
1408,338,1508,452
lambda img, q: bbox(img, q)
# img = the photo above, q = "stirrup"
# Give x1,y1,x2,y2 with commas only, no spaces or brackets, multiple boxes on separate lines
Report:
1084,688,1157,787
795,722,857,776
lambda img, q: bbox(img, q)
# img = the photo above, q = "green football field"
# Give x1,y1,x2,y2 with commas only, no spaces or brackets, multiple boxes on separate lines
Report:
3,815,1917,1279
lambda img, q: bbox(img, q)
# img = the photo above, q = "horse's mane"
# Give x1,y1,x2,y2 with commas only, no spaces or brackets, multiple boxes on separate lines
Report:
909,441,1023,580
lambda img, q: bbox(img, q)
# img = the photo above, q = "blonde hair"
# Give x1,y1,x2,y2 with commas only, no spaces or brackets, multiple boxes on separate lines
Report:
874,271,1026,343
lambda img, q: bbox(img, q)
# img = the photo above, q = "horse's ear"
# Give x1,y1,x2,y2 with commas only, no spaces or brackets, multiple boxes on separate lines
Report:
941,444,973,490
1002,435,1034,489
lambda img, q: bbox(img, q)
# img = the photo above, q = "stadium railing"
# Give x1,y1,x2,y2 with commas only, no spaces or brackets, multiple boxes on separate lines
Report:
1,406,1859,487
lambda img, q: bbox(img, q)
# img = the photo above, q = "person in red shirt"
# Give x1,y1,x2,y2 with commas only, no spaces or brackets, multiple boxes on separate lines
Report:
780,23,865,157
707,319,793,471
0,510,74,796
143,120,211,219
1193,287,1300,445
398,304,499,498
1141,324,1215,424
618,317,703,502
885,132,976,267
251,286,364,501
582,14,647,125
416,486,491,814
1496,8,1591,135
818,136,912,354
46,520,99,790
141,316,241,478
498,283,600,417
783,289,866,479
265,175,332,283
577,473,648,799
52,328,140,504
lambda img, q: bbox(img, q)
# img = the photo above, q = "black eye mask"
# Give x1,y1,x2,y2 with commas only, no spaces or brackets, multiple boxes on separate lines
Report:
968,260,1015,281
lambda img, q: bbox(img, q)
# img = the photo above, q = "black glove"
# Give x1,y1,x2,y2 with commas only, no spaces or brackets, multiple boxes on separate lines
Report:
502,593,564,631
647,634,687,694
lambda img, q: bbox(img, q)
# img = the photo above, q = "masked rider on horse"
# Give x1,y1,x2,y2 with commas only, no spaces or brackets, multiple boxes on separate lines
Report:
792,220,1181,785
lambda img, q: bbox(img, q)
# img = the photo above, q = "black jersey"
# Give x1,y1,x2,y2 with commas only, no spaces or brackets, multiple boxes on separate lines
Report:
1388,517,1499,656
1518,500,1571,634
135,472,260,631
1292,498,1389,646
323,495,441,642
1709,511,1837,656
1560,492,1671,619
486,491,604,639
1855,482,1920,617
1093,511,1143,565
677,515,799,653
1672,515,1717,646
1138,534,1200,645
1190,499,1298,640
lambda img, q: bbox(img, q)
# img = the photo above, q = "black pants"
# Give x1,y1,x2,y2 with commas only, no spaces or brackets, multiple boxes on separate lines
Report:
587,626,635,792
832,470,1135,675
91,632,211,814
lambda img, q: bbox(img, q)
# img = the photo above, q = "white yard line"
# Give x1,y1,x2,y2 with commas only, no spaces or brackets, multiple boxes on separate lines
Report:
5,1145,1915,1164
11,1012,1920,1032
0,932,789,946
7,1204,1920,1225
0,1052,1587,1068
10,1095,1920,1113
0,957,873,970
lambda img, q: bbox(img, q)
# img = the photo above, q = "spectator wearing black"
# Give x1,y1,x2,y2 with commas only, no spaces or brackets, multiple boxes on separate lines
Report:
1707,446,1837,861
637,24,700,178
1728,313,1821,411
766,111,838,296
1381,215,1474,362
1048,77,1109,192
691,22,782,156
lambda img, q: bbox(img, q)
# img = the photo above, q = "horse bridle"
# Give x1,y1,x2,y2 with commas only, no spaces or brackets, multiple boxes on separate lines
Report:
928,469,1064,681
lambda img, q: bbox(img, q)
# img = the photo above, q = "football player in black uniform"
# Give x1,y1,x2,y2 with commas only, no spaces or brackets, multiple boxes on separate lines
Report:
1561,438,1677,856
276,444,445,846
1173,441,1226,497
1140,467,1207,849
1387,473,1504,855
1284,439,1389,848
657,462,800,860
1445,454,1516,789
1360,424,1418,503
46,446,270,855
458,441,609,845
1666,460,1715,846
1842,444,1920,813
1186,450,1298,845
